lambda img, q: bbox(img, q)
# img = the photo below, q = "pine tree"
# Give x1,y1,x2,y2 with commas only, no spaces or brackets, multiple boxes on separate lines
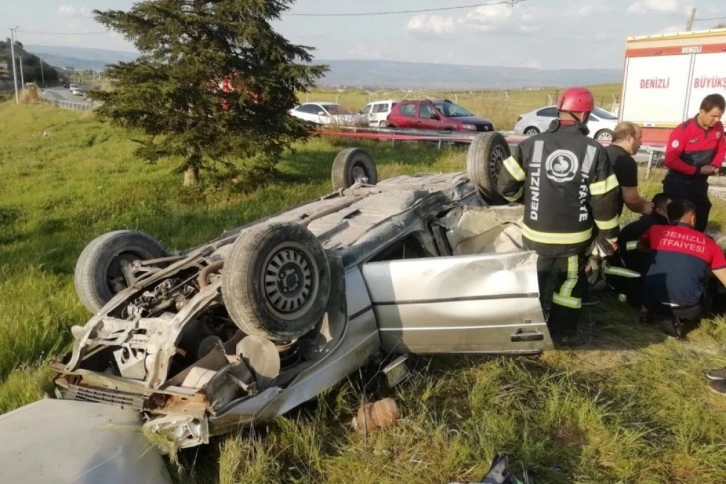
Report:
92,0,325,186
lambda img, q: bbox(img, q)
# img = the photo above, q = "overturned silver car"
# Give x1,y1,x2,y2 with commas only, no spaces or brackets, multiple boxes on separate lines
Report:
53,134,553,448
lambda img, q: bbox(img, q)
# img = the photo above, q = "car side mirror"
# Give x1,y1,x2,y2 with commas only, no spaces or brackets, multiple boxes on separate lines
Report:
430,113,440,120
318,111,327,117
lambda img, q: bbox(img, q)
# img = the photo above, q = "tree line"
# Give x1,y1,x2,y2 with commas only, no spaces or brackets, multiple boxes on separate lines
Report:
0,39,59,85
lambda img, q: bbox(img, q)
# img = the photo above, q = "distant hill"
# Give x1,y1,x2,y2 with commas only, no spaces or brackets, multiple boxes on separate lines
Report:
1,42,60,85
26,45,621,89
319,60,621,90
26,45,138,71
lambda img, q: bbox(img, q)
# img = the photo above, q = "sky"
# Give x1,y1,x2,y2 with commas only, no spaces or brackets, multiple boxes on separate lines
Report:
2,0,725,69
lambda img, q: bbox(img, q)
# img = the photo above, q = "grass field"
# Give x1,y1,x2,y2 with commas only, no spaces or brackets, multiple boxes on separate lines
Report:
1,93,725,483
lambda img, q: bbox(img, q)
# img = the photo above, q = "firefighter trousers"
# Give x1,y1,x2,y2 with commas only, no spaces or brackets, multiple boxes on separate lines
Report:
663,178,711,232
537,253,587,336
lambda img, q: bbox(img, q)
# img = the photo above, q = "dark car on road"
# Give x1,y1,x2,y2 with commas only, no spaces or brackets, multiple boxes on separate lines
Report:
386,99,495,132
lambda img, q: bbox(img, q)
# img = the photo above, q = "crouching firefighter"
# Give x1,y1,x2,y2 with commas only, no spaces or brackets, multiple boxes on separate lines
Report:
605,193,670,307
496,87,620,342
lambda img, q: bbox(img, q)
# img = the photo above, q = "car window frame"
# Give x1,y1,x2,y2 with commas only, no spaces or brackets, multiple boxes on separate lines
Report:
372,103,389,114
399,102,417,117
536,107,558,118
419,104,436,119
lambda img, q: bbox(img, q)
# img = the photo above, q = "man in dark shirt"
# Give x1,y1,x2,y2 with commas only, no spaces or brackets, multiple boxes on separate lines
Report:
639,199,726,336
606,121,653,216
605,193,669,306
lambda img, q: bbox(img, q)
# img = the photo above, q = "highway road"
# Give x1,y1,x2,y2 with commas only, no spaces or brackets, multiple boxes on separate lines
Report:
42,85,94,107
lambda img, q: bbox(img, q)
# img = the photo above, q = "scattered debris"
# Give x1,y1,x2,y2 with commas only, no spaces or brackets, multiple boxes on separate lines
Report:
353,398,401,432
450,453,528,484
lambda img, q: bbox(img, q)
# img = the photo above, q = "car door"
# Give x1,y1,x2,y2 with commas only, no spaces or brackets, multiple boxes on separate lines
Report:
587,114,602,133
417,103,442,130
396,102,418,128
312,104,331,124
360,251,552,354
360,103,374,126
293,104,318,123
535,107,558,132
371,103,388,127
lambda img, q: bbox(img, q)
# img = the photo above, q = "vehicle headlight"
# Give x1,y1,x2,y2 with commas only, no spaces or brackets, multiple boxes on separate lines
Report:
462,124,477,131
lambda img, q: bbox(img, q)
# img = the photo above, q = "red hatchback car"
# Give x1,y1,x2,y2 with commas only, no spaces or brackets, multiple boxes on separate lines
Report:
386,99,495,132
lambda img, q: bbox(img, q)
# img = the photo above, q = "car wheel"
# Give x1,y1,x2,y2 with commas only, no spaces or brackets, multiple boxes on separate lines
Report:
378,120,387,128
222,222,331,341
387,124,397,129
74,230,166,313
466,132,510,205
595,129,613,142
524,127,540,136
331,147,378,189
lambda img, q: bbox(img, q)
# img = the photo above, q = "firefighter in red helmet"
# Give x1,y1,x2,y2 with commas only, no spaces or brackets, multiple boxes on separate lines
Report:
497,87,620,345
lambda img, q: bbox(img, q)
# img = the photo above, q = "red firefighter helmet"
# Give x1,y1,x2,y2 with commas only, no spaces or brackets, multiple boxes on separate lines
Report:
556,87,594,113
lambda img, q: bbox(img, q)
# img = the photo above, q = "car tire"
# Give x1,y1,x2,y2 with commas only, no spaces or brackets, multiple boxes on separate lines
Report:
524,127,540,136
466,132,510,205
387,124,397,129
378,120,387,128
595,129,613,142
331,147,378,189
222,222,331,341
74,230,166,313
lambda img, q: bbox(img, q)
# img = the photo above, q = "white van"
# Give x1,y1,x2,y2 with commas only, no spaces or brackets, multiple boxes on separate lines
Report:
360,100,398,128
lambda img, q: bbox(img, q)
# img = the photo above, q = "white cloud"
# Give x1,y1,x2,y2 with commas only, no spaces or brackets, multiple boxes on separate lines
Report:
459,4,514,31
571,2,609,17
58,5,91,18
58,5,76,16
660,24,687,34
406,4,540,38
628,0,693,14
406,15,458,38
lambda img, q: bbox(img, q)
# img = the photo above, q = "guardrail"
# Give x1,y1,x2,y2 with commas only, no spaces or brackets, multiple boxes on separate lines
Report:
39,92,96,111
314,125,667,177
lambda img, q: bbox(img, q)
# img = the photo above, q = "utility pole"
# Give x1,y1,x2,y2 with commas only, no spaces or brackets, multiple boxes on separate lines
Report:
40,57,45,88
686,8,696,31
18,55,24,88
9,26,19,104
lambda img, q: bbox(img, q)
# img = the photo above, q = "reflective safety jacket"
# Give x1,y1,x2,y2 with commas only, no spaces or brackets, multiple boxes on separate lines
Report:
497,121,620,257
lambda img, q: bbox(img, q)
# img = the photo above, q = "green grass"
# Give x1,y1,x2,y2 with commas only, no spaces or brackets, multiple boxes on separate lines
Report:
1,97,726,483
